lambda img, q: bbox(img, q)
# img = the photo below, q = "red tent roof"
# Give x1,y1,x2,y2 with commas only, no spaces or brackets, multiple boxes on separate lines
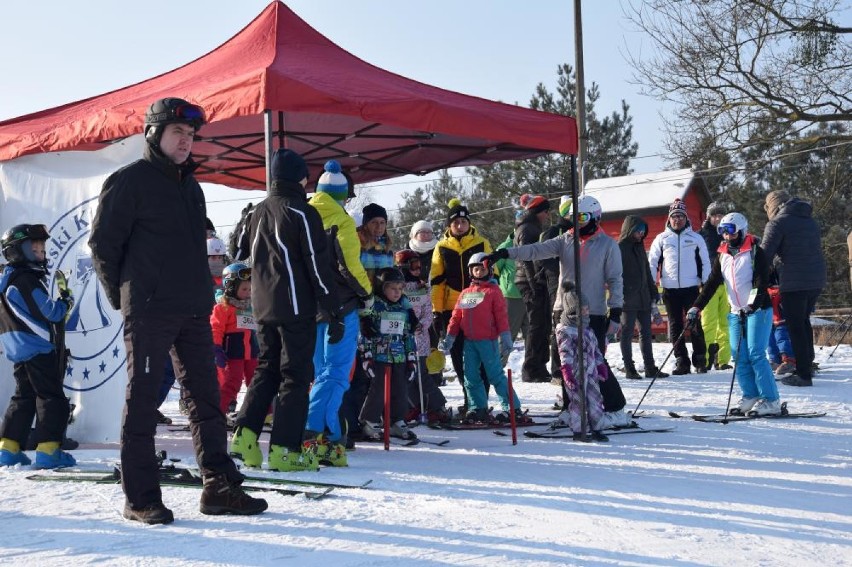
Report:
0,2,576,189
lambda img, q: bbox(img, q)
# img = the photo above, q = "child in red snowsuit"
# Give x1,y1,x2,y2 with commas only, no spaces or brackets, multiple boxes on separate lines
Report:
441,253,526,424
210,263,259,414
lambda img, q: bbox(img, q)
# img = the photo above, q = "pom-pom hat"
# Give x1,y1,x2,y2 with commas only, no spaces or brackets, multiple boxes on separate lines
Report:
316,160,349,202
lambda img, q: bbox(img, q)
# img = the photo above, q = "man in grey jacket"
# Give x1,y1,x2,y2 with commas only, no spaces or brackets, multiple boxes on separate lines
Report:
761,190,826,387
486,195,629,428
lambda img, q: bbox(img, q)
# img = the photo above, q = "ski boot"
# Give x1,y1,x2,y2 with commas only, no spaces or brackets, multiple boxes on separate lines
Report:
268,442,319,472
229,426,262,467
315,434,348,467
33,443,76,469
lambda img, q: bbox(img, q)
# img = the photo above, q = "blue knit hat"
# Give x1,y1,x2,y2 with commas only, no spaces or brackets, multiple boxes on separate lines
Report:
316,160,349,202
271,149,308,184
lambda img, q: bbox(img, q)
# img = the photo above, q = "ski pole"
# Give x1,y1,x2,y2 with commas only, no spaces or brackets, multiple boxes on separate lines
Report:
827,320,851,360
819,313,851,351
630,326,689,416
721,313,747,424
383,365,391,451
415,356,427,424
506,368,518,446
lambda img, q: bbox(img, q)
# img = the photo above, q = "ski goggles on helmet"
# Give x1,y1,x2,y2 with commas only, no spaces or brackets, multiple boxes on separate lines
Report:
717,223,739,235
573,212,593,224
225,267,252,281
147,103,206,128
15,224,50,241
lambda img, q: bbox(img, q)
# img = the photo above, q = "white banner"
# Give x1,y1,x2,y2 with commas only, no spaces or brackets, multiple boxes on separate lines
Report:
0,136,145,443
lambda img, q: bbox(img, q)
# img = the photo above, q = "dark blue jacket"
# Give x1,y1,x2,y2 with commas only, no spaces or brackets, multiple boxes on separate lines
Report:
760,199,826,293
0,266,68,362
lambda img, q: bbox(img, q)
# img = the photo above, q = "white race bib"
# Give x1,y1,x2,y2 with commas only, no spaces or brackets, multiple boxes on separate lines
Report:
236,312,257,331
459,291,485,309
379,311,406,335
407,288,428,307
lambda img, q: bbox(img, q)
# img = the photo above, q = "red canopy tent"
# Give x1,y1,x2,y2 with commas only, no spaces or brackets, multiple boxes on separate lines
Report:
0,1,576,189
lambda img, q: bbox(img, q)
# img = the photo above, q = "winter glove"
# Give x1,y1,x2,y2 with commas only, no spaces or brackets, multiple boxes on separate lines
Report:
651,303,663,326
361,350,376,379
406,353,418,383
438,335,456,354
214,346,227,369
327,315,345,345
499,331,513,358
560,364,576,390
605,308,622,343
483,249,509,265
60,296,75,319
686,306,700,322
740,305,754,316
359,315,376,339
432,312,445,334
358,294,375,315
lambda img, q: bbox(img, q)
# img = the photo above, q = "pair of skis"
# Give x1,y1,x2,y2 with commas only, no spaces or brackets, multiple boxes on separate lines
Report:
26,464,372,500
511,422,676,440
669,402,825,423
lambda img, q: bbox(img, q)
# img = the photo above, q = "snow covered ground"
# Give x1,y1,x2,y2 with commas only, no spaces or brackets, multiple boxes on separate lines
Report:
2,341,850,567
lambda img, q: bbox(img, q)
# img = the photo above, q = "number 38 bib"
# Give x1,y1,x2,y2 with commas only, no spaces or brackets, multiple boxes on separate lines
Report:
458,291,485,309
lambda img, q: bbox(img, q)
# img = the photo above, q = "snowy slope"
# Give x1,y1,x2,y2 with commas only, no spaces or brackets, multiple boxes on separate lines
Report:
2,342,850,567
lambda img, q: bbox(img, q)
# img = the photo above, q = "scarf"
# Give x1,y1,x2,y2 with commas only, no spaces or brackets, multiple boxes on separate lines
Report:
408,237,436,254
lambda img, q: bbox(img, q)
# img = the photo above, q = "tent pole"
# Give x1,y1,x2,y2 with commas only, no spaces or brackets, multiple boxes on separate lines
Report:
570,154,588,438
573,0,588,192
264,110,273,190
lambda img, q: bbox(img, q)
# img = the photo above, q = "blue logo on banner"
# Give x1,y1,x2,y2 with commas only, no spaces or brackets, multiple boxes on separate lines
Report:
48,197,125,392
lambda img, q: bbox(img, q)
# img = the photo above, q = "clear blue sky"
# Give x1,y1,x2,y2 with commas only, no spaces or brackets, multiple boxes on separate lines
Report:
0,0,671,233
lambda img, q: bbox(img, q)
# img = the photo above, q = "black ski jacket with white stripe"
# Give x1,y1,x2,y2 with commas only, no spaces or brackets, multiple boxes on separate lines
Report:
234,180,339,324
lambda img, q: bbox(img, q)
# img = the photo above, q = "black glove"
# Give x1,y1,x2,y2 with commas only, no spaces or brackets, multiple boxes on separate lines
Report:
360,315,376,339
484,249,509,264
608,307,622,323
327,316,345,345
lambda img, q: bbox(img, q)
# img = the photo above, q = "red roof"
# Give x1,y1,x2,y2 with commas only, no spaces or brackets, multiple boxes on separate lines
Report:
0,1,577,189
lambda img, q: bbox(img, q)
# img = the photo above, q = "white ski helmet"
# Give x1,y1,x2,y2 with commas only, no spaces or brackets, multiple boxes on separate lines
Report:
207,237,227,256
468,252,493,278
563,195,602,221
718,212,748,237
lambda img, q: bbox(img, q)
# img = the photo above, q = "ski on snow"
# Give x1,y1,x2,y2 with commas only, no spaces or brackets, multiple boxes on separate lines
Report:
515,426,676,439
668,402,825,423
26,467,333,499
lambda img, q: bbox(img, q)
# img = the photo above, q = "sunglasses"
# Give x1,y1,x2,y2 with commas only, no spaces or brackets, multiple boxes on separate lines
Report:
670,213,687,221
717,223,739,235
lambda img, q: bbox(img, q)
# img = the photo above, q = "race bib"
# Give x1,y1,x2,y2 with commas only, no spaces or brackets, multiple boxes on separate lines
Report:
459,291,485,309
379,311,406,335
236,312,257,331
407,288,428,307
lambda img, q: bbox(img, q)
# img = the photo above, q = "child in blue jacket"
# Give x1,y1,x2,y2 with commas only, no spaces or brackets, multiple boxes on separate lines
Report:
0,224,76,468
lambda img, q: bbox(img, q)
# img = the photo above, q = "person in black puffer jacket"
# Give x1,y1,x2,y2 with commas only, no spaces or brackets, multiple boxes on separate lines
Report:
760,190,826,387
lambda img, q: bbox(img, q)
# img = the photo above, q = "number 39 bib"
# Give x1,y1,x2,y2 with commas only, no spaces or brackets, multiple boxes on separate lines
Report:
379,311,406,335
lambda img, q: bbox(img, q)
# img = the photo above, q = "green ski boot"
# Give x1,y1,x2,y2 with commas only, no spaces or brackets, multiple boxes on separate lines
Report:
229,426,262,468
315,434,348,467
268,442,319,472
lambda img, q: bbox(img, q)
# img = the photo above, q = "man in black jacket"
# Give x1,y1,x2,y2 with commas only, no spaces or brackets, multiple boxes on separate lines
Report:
230,149,341,473
761,190,826,387
513,194,551,382
89,98,267,524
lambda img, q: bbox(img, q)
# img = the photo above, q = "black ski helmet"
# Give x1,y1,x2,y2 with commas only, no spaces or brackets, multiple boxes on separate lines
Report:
374,267,405,300
1,223,50,266
144,98,206,148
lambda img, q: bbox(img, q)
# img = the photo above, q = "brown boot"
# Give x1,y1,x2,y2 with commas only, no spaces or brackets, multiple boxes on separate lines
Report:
200,474,268,516
123,501,174,525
